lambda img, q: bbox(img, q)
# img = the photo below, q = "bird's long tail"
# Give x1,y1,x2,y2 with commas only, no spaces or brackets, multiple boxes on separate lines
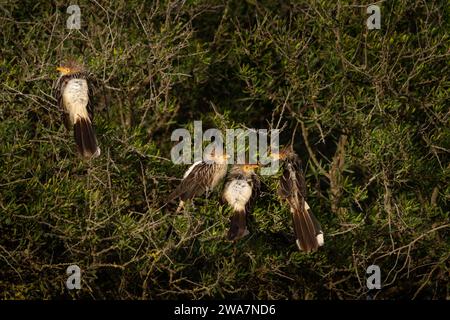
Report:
227,210,249,241
292,201,324,252
74,116,100,159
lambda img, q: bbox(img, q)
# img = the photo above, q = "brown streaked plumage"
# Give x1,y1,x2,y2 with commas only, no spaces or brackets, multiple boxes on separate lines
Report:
164,149,229,241
272,146,324,253
55,61,100,159
222,164,260,241
168,149,229,206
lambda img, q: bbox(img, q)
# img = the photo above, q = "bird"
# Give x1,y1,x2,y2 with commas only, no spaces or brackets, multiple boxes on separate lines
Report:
271,146,324,252
222,164,260,241
55,60,100,159
168,148,230,211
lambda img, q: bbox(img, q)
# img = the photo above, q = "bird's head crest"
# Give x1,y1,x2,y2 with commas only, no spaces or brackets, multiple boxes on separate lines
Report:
56,60,85,75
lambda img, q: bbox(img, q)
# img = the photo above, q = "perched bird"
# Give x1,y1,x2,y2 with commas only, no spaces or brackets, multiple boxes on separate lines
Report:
222,164,260,241
271,146,324,252
55,61,100,159
169,149,230,210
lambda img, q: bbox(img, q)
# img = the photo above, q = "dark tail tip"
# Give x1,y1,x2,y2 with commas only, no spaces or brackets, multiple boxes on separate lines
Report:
227,210,249,241
74,117,100,159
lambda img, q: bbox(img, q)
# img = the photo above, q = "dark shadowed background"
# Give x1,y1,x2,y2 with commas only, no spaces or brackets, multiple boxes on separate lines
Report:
0,0,449,299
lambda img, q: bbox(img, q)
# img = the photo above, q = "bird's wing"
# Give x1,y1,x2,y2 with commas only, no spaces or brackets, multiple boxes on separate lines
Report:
55,75,71,129
278,156,307,206
86,74,94,122
169,162,214,201
245,172,260,214
279,156,322,252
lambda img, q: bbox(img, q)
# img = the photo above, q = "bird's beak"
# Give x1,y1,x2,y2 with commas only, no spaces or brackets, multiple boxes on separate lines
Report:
269,153,282,160
247,164,260,170
56,66,70,74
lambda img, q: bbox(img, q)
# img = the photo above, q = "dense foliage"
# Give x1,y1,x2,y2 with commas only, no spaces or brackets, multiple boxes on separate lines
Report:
0,0,449,299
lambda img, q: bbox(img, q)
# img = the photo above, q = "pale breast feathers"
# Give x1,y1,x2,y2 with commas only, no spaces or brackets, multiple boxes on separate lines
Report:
224,179,252,211
62,78,89,123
